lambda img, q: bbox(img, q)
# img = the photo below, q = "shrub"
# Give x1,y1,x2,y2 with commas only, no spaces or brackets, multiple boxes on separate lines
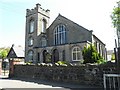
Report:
97,59,106,64
57,61,69,66
82,44,103,64
111,53,115,60
25,62,32,65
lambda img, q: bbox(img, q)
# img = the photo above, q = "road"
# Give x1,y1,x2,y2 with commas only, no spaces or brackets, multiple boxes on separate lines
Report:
0,75,103,90
0,76,63,89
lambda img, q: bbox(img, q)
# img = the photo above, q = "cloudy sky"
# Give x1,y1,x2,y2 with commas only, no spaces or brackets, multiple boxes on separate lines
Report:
0,0,118,50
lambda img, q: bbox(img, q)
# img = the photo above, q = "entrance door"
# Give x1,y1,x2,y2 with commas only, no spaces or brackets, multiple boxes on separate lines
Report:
52,49,59,63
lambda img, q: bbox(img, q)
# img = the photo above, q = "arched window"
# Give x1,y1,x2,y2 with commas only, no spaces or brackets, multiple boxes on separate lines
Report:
54,24,66,45
42,19,47,33
29,19,34,33
72,47,82,61
28,37,33,46
41,37,47,47
28,50,34,61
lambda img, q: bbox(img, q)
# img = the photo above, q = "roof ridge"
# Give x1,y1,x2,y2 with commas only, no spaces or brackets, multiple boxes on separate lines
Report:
57,14,92,33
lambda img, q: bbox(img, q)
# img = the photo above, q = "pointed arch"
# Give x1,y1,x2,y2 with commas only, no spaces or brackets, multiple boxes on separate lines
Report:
52,49,59,63
43,50,47,63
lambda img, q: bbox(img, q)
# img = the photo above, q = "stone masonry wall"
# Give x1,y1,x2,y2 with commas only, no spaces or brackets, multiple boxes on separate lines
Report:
12,63,116,86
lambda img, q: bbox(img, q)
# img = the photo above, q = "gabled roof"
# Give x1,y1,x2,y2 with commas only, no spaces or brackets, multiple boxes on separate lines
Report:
46,14,105,46
7,45,24,58
47,14,90,32
93,34,105,46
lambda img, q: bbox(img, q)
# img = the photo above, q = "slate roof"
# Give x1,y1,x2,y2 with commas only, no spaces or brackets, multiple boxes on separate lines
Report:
7,45,24,58
13,45,24,57
47,14,90,32
93,34,106,46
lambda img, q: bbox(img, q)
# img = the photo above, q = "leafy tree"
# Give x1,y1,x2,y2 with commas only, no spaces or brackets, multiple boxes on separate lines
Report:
0,47,10,60
111,1,120,46
82,44,103,64
111,1,120,30
111,53,115,60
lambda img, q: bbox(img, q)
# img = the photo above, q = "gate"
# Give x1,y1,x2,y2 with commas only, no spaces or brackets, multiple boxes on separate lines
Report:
103,74,120,90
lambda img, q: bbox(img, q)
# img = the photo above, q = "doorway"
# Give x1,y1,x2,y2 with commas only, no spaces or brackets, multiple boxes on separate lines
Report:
52,49,59,63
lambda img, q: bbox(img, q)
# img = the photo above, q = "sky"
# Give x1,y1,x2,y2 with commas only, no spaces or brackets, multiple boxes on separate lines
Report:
0,0,119,50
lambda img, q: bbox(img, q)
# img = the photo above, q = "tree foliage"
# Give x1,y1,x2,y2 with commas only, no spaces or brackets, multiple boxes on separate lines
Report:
111,1,120,30
111,53,115,60
82,44,103,64
0,47,10,60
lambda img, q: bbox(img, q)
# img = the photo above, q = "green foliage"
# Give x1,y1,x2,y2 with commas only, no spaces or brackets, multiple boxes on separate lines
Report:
25,62,32,65
82,44,103,64
57,61,68,66
111,53,115,60
0,47,10,59
111,1,120,30
97,59,106,64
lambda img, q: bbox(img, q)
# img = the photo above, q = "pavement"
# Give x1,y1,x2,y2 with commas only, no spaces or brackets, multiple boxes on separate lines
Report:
0,74,103,90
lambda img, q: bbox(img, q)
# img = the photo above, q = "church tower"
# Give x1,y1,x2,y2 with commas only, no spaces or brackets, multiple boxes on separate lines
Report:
25,3,50,63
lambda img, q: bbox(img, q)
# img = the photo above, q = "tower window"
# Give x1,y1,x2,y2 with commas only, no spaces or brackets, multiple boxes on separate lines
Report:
41,37,47,47
42,19,47,33
54,24,66,45
28,50,34,62
28,37,34,46
29,19,34,33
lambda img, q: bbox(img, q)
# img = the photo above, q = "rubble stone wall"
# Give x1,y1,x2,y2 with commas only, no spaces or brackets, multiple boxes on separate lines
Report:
13,63,116,86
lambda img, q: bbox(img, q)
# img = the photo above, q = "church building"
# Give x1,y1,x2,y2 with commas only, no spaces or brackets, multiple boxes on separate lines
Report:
25,4,107,64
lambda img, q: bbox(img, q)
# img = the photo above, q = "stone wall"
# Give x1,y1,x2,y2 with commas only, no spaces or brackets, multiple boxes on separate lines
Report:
12,63,116,86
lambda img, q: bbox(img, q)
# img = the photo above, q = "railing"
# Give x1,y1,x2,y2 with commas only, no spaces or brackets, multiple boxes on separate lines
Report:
103,74,120,90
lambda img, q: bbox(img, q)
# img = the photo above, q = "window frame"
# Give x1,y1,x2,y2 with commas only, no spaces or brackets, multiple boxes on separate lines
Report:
41,37,47,47
72,46,82,61
54,24,66,45
29,19,35,33
28,50,34,61
41,19,47,33
28,37,34,46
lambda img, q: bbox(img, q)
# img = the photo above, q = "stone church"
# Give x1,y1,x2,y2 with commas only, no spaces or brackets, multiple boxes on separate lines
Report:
25,3,107,64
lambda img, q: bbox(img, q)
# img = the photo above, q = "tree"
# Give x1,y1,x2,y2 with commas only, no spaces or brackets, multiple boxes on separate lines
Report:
0,47,10,60
111,1,120,46
111,1,120,74
111,1,120,29
82,44,103,64
111,53,115,60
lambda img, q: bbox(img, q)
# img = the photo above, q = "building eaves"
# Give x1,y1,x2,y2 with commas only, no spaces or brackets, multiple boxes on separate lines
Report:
93,34,105,46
